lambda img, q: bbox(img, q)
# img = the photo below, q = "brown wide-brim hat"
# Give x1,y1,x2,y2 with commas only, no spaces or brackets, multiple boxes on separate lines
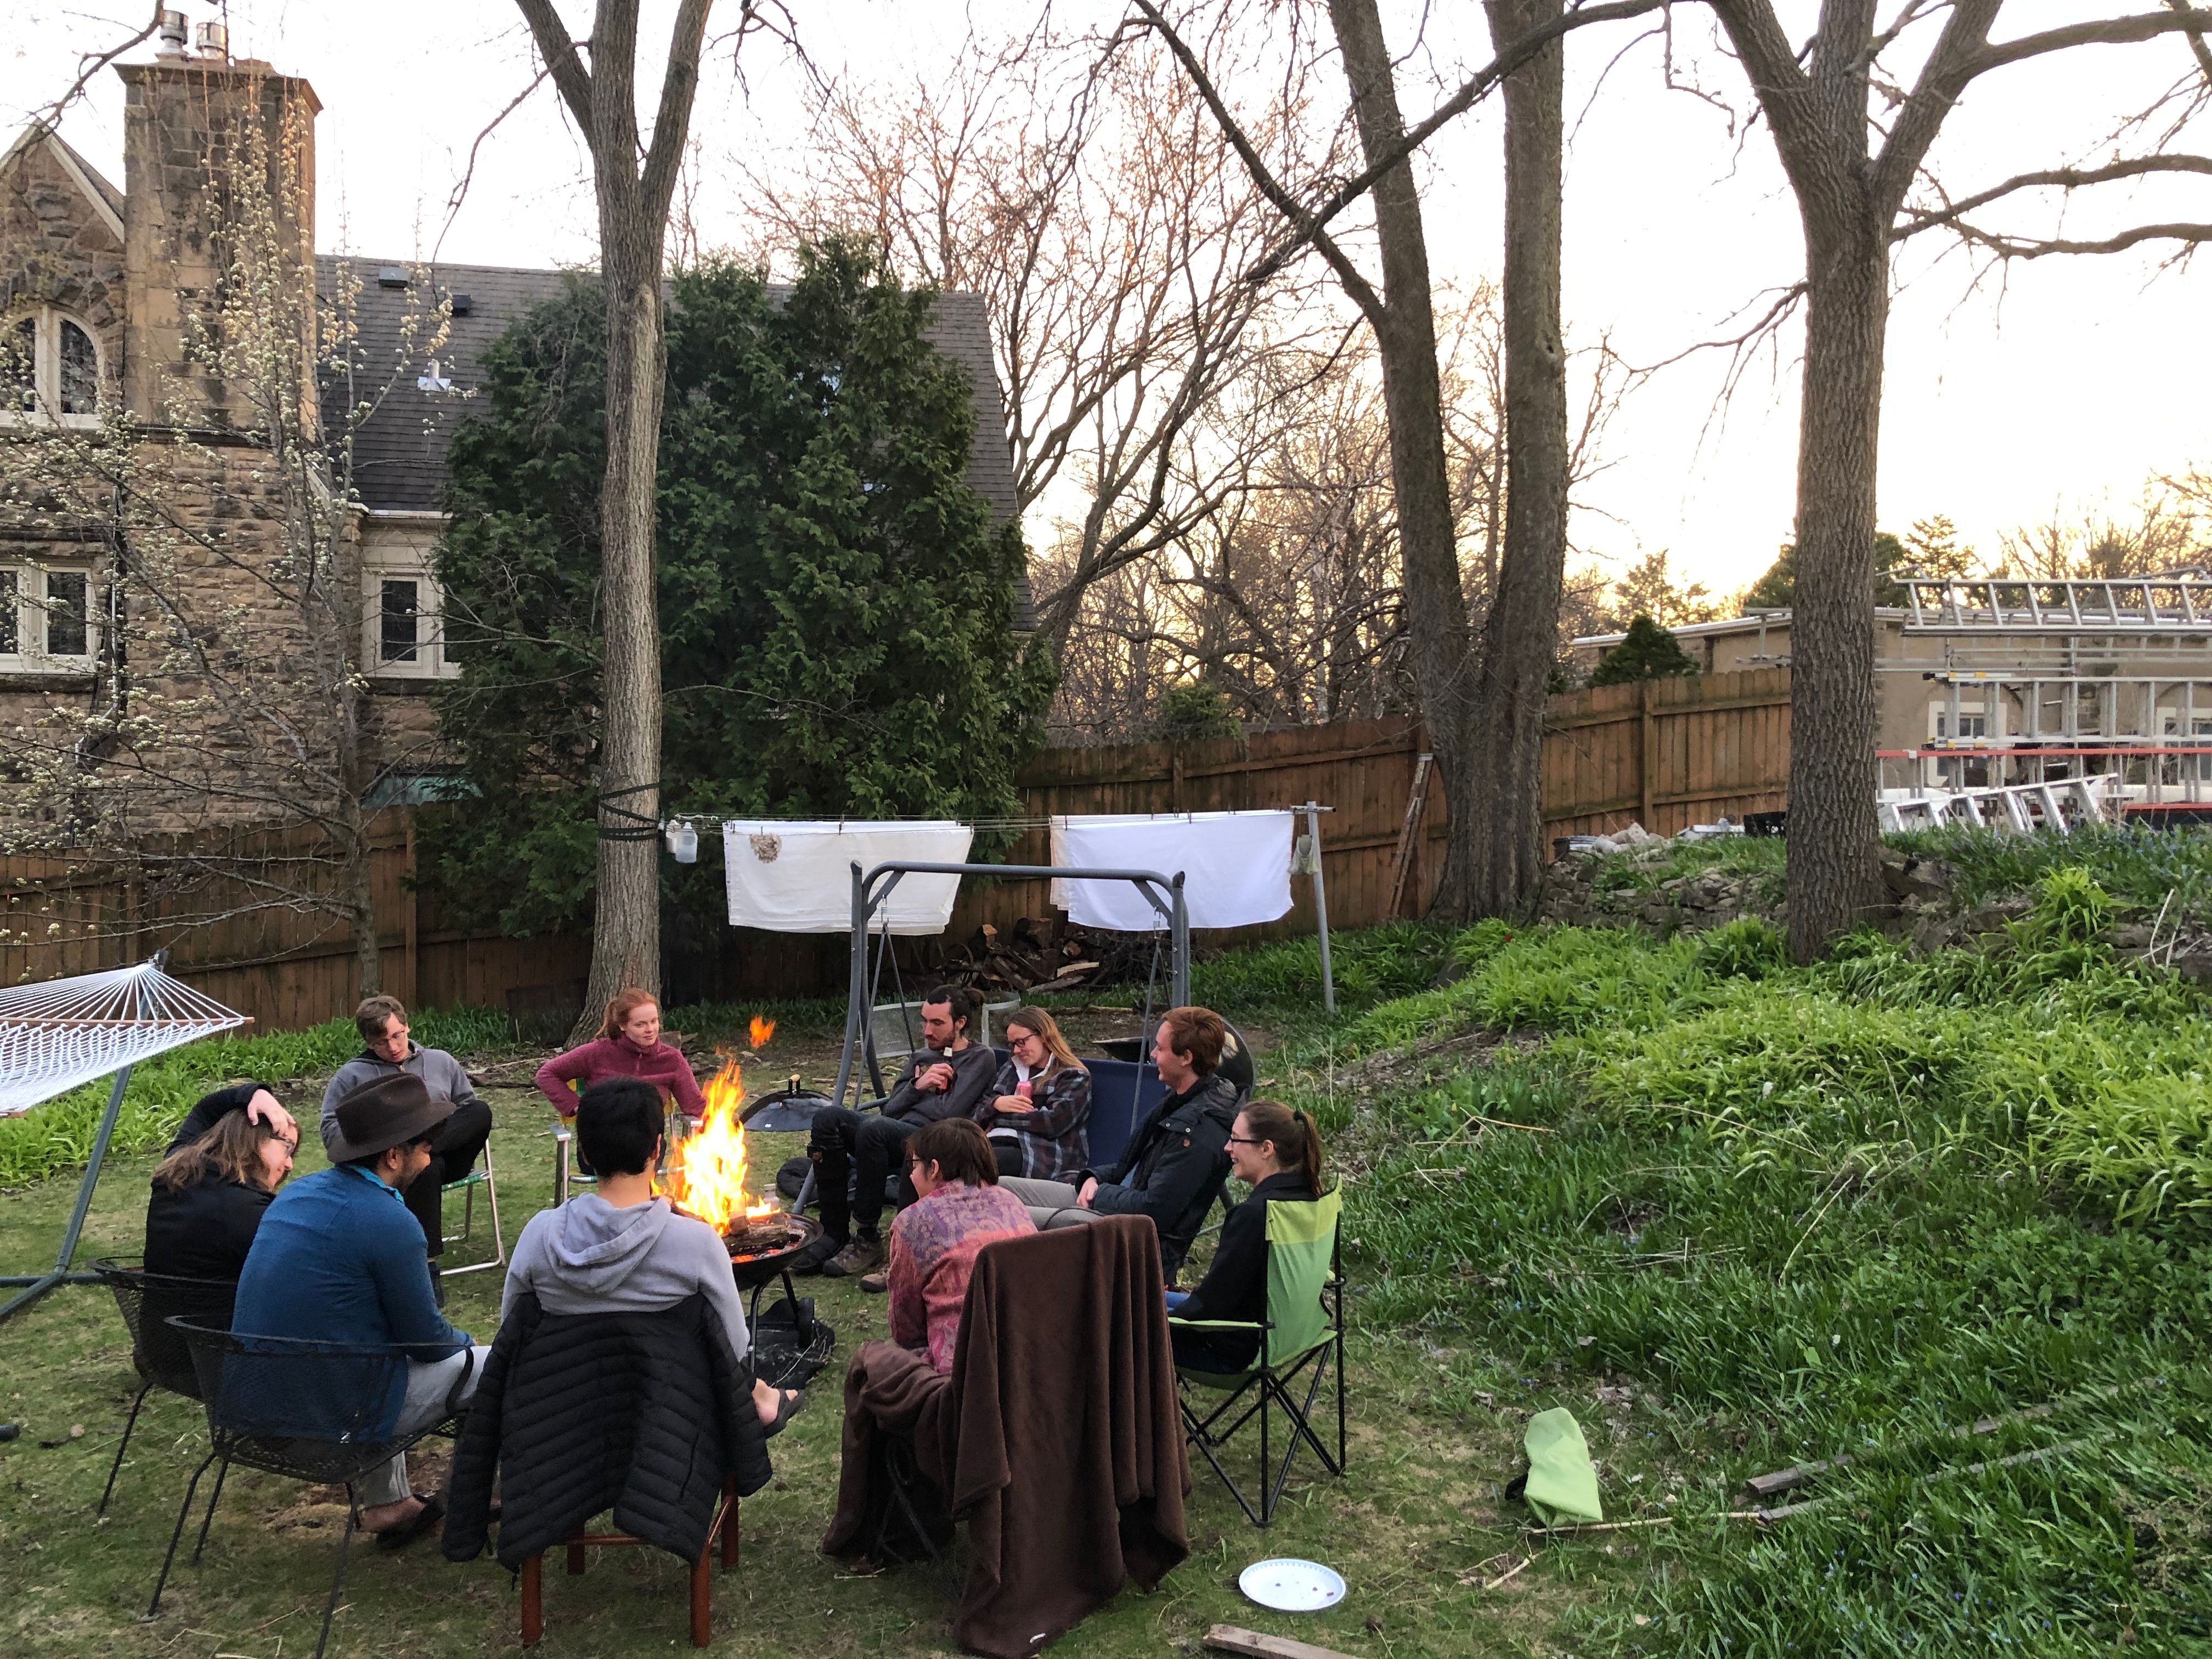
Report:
327,1071,454,1163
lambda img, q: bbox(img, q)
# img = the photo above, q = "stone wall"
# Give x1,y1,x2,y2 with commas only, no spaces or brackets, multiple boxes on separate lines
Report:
118,60,319,430
0,133,126,399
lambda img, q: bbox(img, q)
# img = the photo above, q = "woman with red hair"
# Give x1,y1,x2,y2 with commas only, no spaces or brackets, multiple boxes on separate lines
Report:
533,988,707,1126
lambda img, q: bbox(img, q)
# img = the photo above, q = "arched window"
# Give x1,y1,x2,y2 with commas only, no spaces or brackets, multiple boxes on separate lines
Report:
0,306,104,426
59,321,97,416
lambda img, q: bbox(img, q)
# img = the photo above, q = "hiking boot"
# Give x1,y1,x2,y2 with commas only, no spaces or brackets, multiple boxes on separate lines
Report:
819,1233,884,1278
859,1269,889,1294
793,1232,848,1276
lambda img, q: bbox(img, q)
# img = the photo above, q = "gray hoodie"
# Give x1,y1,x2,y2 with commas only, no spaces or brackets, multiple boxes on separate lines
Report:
321,1042,482,1157
501,1194,751,1363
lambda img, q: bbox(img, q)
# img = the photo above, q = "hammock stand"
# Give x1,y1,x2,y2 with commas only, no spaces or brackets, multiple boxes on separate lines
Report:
0,960,250,1323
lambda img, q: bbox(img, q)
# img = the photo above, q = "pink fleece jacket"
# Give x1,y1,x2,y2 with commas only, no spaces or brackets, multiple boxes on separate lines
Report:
534,1035,707,1119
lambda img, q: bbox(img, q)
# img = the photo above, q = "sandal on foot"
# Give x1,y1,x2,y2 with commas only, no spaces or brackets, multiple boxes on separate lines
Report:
374,1491,447,1551
762,1388,805,1440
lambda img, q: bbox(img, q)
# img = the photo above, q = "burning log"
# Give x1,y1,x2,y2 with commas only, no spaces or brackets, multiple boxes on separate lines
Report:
663,1025,782,1233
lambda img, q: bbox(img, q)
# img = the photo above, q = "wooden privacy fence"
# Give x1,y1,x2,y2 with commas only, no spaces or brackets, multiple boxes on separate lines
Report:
1539,667,1792,839
0,814,590,1035
2,672,1791,1030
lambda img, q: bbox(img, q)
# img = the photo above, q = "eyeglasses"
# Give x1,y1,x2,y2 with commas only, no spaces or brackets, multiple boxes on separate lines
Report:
1225,1135,1267,1148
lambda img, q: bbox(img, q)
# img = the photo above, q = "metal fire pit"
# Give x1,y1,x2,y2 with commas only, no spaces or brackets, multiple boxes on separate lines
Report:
724,1211,819,1292
724,1211,834,1389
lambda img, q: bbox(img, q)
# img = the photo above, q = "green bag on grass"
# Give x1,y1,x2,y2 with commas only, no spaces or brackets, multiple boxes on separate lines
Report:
1522,1407,1604,1526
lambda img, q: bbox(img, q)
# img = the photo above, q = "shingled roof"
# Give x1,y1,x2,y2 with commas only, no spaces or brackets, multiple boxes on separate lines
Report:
316,257,1021,524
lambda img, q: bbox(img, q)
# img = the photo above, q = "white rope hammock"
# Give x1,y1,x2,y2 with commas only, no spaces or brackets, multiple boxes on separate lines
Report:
0,961,249,1118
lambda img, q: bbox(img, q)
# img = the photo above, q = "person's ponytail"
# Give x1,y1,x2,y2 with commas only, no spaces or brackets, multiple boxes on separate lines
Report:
1239,1098,1324,1193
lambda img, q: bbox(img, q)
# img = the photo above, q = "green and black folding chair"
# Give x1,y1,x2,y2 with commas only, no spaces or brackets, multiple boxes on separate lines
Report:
1167,1187,1346,1525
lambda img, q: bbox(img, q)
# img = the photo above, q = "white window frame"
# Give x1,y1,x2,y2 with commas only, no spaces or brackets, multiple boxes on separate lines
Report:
1,304,104,429
363,553,460,680
0,560,99,672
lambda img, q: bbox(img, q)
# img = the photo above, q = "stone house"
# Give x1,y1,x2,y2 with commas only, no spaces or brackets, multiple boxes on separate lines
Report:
0,37,1021,836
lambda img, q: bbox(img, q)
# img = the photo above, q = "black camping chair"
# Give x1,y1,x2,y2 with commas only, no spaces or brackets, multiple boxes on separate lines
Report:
150,1320,475,1659
89,1259,238,1516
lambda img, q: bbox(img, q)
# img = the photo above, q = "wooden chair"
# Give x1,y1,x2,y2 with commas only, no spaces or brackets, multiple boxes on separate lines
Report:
520,1475,741,1648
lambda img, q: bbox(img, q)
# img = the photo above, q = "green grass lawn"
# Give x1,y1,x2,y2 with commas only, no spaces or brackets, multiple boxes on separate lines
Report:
5,872,2210,1657
0,1078,1618,1657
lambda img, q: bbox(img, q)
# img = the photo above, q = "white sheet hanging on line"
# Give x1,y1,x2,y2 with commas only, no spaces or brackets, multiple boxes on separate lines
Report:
1051,811,1295,931
722,820,974,934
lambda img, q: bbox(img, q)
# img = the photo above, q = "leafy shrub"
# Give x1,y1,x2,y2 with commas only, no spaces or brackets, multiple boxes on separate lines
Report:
1888,820,2212,916
1694,917,1788,979
1190,922,1458,1014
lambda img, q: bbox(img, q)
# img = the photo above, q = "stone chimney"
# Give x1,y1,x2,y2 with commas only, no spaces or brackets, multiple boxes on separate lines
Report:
117,54,320,430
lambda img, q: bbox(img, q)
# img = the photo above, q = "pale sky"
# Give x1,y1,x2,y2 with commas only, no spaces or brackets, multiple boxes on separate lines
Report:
8,1,2208,600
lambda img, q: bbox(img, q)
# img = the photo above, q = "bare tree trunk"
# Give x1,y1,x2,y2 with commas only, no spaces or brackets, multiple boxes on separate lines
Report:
585,232,670,1022
1327,0,1480,920
1475,0,1570,916
347,808,381,998
1785,224,1888,956
515,0,713,1037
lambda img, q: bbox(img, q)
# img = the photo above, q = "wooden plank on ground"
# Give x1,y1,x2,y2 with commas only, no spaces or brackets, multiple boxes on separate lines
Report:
1205,1625,1362,1659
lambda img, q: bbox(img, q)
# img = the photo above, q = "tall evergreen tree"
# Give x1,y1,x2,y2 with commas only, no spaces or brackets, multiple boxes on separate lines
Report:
426,242,1053,938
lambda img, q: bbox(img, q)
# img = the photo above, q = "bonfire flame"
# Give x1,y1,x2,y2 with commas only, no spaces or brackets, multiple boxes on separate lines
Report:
750,1015,775,1049
663,1054,777,1231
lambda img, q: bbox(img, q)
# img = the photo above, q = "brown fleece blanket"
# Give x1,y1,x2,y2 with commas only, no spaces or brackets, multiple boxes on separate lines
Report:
823,1215,1189,1657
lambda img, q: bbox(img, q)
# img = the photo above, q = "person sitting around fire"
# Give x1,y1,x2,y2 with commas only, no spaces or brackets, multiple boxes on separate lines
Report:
1000,1005,1240,1283
534,987,708,1131
978,1006,1092,1182
802,984,998,1280
323,995,494,1270
503,1076,802,1433
233,1073,489,1549
886,1119,1036,1374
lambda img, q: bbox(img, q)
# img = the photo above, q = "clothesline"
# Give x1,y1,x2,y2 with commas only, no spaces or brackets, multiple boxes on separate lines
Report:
670,806,1334,831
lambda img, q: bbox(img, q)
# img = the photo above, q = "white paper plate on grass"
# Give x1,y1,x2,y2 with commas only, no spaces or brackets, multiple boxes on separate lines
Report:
1239,1558,1346,1612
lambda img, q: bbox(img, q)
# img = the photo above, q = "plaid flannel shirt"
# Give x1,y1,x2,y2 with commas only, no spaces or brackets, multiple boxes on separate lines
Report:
977,1059,1092,1182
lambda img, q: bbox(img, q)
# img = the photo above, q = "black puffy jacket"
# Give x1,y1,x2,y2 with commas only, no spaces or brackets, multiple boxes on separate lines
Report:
443,1291,774,1569
1086,1071,1240,1281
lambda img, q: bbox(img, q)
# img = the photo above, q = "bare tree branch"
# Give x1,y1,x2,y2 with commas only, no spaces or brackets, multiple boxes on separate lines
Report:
1894,153,2212,240
33,4,164,128
1927,217,2212,258
641,0,718,225
2165,0,2212,82
1966,7,2212,81
1127,0,1386,323
512,0,596,128
1239,0,1672,285
432,65,556,266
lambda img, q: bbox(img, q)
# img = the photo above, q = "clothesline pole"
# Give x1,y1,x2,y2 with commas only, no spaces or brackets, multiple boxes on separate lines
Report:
1301,803,1336,1017
0,1062,133,1321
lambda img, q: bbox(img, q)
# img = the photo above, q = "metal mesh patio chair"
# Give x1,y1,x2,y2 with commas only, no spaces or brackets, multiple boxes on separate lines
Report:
88,1258,237,1516
150,1319,475,1659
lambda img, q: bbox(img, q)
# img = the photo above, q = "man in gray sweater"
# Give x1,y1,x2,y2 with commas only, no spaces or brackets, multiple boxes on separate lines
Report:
504,1077,799,1431
321,996,494,1261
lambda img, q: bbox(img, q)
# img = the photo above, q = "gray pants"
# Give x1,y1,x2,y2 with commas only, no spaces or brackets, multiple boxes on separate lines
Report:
1000,1177,1104,1235
359,1344,490,1509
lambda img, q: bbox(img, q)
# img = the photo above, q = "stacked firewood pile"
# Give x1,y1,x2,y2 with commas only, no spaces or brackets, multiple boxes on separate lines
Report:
932,915,1163,995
